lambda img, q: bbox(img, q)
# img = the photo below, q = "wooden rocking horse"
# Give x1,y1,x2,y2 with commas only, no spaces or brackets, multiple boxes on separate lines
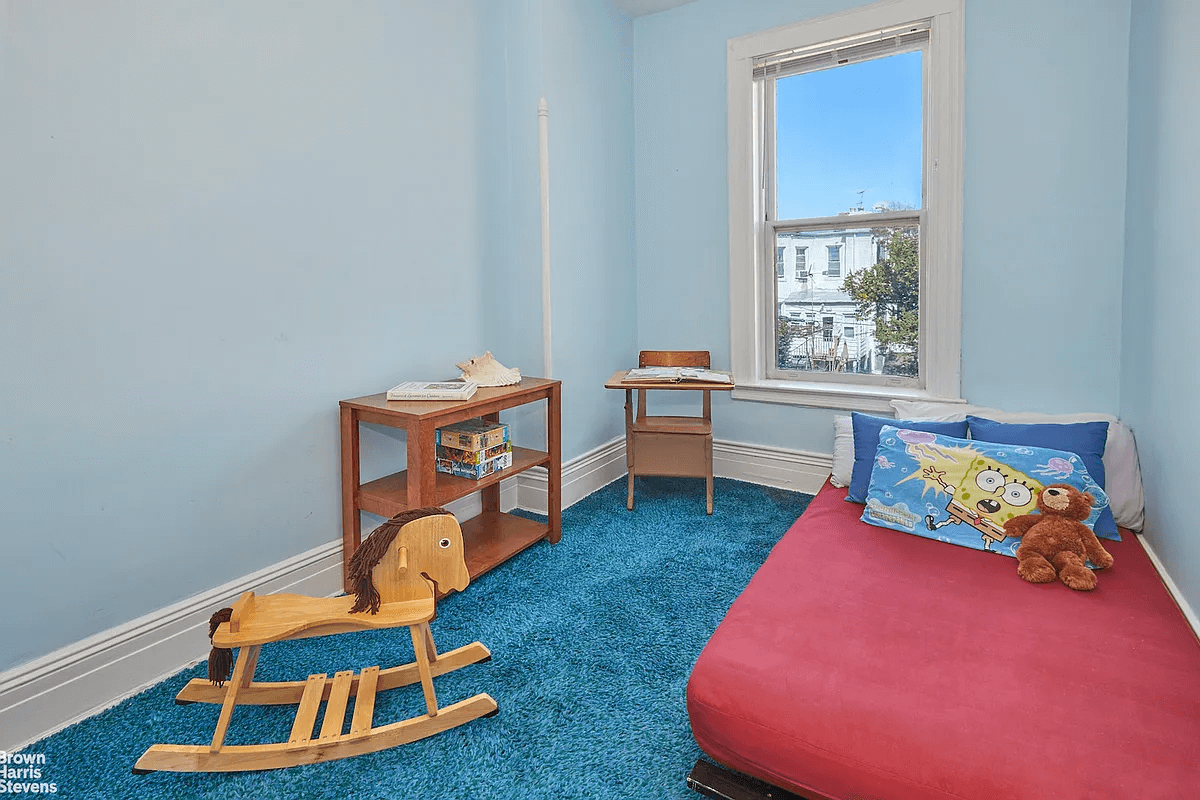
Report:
134,508,497,773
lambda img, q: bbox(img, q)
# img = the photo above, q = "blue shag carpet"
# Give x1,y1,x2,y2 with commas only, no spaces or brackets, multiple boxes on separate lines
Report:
24,477,811,799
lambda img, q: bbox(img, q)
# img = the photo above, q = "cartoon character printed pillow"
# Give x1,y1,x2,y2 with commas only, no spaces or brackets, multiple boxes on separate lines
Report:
861,426,1116,558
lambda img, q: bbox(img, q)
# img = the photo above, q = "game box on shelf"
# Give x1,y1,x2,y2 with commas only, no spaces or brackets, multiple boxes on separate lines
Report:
435,418,510,451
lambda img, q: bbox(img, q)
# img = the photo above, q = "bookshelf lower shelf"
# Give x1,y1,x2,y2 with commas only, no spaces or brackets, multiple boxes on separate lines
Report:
357,446,548,516
460,511,549,579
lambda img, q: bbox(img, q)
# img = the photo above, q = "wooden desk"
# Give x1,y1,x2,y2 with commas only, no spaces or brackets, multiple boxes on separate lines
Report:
604,370,734,514
340,378,561,592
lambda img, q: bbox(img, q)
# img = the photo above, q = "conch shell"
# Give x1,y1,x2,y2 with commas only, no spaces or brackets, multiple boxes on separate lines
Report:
456,351,521,387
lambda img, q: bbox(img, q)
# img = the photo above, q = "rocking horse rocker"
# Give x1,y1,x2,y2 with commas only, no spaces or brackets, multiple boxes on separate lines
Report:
134,508,497,773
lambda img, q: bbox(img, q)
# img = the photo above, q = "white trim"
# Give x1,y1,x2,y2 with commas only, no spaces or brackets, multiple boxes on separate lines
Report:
516,436,627,514
0,540,345,752
726,0,960,60
732,379,952,413
1136,535,1200,640
713,439,833,495
727,0,964,411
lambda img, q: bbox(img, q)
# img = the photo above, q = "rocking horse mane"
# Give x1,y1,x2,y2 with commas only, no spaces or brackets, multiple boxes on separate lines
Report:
347,507,454,614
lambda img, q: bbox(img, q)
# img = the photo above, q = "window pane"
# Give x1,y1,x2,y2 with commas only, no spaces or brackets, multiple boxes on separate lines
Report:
775,51,923,221
776,224,919,377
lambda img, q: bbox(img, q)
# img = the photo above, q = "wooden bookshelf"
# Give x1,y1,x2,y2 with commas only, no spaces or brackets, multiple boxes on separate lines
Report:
340,378,561,591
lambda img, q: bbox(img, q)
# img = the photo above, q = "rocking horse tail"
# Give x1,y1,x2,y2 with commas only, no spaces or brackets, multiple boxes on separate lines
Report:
206,607,234,686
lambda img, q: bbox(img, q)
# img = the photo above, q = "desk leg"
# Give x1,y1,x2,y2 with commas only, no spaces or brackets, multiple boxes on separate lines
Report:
704,389,713,515
340,407,361,593
625,389,635,511
547,383,562,543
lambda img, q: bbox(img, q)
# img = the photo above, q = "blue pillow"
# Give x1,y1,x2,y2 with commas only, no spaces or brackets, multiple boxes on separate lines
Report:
966,416,1116,536
848,412,968,503
862,426,1115,560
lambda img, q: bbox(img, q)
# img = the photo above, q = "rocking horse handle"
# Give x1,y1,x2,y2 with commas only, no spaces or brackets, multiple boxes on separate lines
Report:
228,591,255,635
396,547,408,572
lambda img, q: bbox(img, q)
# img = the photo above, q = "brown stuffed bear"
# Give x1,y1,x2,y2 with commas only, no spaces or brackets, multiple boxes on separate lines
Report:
1002,484,1114,591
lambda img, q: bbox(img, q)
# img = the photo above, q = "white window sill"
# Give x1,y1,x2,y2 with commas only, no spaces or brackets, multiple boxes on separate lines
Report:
731,379,964,414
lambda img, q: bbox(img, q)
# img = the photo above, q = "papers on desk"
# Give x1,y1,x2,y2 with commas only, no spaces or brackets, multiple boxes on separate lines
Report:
624,367,732,384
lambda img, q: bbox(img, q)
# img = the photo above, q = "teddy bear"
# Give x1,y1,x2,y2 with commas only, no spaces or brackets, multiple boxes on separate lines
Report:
1002,483,1114,591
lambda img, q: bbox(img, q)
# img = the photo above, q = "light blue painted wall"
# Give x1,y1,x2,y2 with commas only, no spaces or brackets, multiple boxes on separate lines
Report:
542,0,638,457
1121,0,1200,612
963,0,1129,413
0,0,637,673
477,0,554,450
633,0,1131,452
478,0,638,457
0,1,492,671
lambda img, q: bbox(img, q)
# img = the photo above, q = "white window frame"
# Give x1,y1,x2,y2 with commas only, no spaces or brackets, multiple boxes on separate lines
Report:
826,244,842,278
727,0,964,413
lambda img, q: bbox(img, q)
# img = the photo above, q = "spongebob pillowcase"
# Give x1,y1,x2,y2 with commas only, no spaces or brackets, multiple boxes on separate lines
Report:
861,425,1117,559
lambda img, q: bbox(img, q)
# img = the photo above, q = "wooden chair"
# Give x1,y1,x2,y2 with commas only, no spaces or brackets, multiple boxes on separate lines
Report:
133,509,496,773
626,350,715,515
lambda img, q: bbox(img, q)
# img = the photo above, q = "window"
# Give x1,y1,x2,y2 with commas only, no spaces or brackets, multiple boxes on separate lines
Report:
776,246,785,278
826,244,841,278
727,0,963,412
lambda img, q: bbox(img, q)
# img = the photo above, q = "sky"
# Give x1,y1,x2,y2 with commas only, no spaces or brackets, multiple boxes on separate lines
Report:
776,50,923,221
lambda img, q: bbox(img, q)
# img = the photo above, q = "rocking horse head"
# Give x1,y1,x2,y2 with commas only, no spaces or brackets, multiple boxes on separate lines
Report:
347,507,470,614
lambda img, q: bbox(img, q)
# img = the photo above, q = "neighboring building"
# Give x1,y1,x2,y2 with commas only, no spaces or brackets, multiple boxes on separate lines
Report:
775,206,905,375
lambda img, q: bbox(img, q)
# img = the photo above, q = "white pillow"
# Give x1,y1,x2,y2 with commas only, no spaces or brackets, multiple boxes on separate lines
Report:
889,400,1144,531
831,415,853,487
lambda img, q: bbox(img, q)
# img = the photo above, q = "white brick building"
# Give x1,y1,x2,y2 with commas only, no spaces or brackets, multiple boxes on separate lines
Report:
774,209,896,374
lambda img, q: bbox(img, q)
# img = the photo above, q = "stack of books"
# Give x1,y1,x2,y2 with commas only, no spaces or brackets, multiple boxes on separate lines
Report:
435,418,512,480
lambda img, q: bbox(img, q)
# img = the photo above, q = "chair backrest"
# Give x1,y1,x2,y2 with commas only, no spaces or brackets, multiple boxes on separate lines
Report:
639,350,710,368
634,350,712,421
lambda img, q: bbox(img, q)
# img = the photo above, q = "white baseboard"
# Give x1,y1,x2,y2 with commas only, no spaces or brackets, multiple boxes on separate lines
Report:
714,438,833,495
0,540,345,753
1136,535,1200,639
515,436,627,514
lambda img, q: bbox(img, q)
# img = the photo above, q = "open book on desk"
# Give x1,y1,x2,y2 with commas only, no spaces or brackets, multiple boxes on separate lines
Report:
624,367,732,384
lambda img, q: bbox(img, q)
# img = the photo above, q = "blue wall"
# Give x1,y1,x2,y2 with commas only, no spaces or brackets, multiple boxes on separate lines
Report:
0,1,492,671
542,0,639,457
633,0,1132,449
0,0,636,672
478,0,638,457
1122,0,1200,612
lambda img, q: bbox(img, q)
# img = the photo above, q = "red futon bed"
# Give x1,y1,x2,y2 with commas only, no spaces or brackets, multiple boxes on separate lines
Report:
687,480,1200,799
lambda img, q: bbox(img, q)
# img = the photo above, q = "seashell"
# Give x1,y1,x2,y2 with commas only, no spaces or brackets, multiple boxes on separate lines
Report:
456,351,521,387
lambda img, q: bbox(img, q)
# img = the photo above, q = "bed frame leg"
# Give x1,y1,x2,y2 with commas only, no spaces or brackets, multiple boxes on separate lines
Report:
686,759,808,800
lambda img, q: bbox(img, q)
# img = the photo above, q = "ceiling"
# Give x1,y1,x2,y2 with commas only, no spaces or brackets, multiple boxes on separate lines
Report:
611,0,701,18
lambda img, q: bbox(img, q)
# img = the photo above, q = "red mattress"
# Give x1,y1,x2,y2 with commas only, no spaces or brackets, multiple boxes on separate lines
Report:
687,480,1200,800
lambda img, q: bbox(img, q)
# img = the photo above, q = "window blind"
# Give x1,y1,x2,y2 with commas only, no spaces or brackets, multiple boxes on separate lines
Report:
752,21,930,81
